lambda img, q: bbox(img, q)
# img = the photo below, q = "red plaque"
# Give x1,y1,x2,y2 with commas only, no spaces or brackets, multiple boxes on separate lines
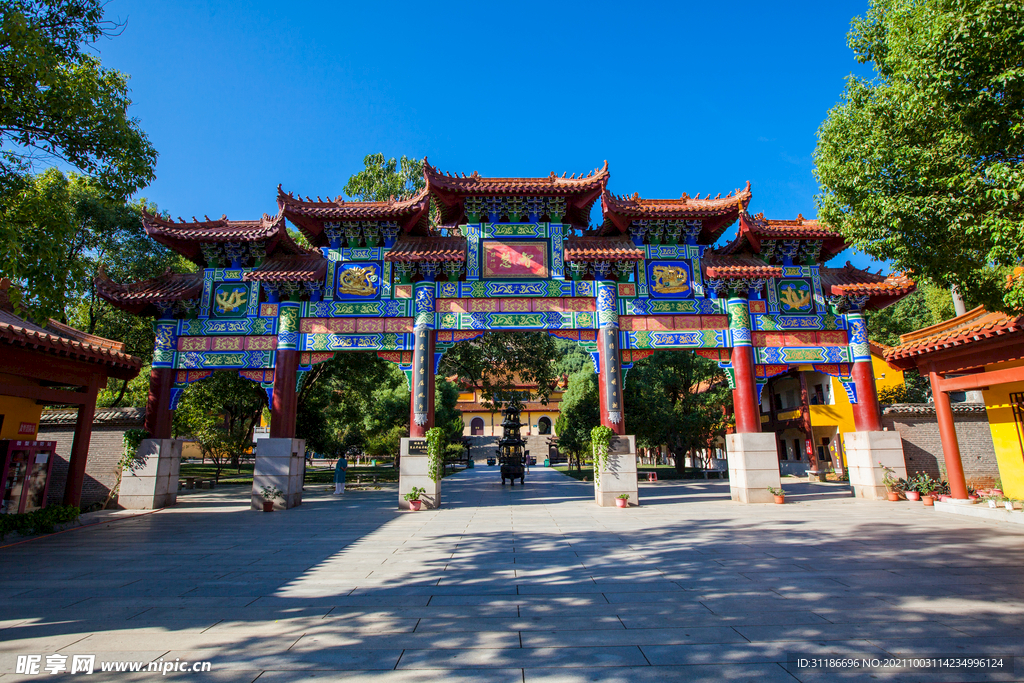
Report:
482,240,548,279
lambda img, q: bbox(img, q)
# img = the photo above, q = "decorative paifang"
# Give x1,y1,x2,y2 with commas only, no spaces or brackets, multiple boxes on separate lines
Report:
568,261,590,281
443,260,464,282
549,222,565,279
213,283,249,318
465,223,481,280
414,282,435,330
393,261,417,284
592,261,613,279
683,220,703,245
277,302,301,351
596,281,618,327
482,240,549,279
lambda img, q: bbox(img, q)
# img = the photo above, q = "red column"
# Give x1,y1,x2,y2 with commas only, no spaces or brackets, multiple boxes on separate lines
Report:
144,367,174,439
270,349,299,438
731,346,761,433
409,330,435,438
851,360,882,432
929,368,969,499
63,374,101,507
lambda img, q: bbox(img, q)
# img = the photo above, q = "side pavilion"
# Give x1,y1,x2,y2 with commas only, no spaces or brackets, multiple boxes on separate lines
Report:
97,161,918,509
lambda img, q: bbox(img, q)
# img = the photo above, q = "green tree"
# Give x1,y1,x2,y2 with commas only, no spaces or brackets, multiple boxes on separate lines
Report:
343,153,425,202
815,0,1024,312
554,370,599,472
173,372,268,481
439,331,560,410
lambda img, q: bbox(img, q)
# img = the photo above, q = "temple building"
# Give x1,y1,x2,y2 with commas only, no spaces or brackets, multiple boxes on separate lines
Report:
97,160,923,508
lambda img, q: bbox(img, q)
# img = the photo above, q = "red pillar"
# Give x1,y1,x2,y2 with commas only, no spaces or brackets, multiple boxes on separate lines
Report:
270,349,299,438
144,367,174,439
63,374,101,507
851,360,882,432
731,346,761,433
929,368,969,499
409,330,435,438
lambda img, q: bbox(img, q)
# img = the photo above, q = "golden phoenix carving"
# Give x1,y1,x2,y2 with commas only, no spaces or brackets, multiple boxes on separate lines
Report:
779,285,811,311
215,288,247,313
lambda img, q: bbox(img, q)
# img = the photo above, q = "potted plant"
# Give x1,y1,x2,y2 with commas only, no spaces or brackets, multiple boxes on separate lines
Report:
404,486,425,511
986,495,999,509
768,486,786,504
881,464,902,502
616,493,630,508
1004,497,1015,512
922,493,935,506
260,485,282,512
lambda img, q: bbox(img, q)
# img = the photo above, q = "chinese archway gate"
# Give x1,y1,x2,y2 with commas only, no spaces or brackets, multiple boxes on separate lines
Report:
99,161,920,509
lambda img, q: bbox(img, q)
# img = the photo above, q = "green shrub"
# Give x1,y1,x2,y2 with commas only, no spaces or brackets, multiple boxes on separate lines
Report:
0,505,80,540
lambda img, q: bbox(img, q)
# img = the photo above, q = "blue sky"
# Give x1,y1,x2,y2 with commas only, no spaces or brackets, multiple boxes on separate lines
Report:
97,0,878,268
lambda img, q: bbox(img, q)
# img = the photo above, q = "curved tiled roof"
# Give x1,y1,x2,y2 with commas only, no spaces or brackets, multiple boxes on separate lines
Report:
383,236,466,263
0,306,142,378
702,253,782,280
41,406,145,426
425,160,608,227
885,306,1024,363
141,211,304,265
819,263,915,309
720,212,847,262
601,181,752,244
563,238,644,262
277,185,431,245
243,254,328,283
95,268,204,316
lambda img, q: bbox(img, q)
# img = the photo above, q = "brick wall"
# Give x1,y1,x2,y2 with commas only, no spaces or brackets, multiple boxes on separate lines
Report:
882,404,1001,488
40,425,133,508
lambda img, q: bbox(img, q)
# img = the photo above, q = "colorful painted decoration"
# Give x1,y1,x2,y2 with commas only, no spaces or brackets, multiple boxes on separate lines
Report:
212,283,249,318
482,240,549,279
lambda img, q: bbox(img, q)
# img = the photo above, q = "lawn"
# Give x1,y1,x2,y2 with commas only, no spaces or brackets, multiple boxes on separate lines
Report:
178,462,401,486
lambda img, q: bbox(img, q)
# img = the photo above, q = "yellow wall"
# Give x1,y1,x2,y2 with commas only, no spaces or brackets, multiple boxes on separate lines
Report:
0,373,43,440
981,358,1024,499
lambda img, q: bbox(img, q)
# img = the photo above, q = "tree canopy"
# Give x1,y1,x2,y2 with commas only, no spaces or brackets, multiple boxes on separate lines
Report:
0,0,157,197
815,0,1024,312
343,153,424,202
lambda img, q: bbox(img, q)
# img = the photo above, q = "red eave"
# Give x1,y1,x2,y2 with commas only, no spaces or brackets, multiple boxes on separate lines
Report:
563,238,644,262
884,306,1024,365
0,310,143,376
720,212,846,262
95,267,204,316
702,253,782,280
383,236,467,263
141,210,302,266
601,181,751,244
243,254,328,283
277,185,431,245
819,263,916,310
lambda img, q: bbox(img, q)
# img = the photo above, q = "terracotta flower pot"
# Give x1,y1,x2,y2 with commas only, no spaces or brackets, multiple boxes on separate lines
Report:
616,498,628,508
773,495,785,504
906,491,921,501
922,495,934,506
262,501,274,512
409,500,422,511
887,492,900,502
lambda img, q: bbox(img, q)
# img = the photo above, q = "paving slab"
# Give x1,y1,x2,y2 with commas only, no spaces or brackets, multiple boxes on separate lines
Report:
1,465,1023,682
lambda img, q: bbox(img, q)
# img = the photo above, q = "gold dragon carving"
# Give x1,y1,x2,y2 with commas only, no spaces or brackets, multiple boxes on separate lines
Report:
779,284,811,311
651,265,690,294
339,266,378,296
215,288,247,313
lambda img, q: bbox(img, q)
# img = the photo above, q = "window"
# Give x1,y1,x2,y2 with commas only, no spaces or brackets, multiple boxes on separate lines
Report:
814,384,825,405
538,417,551,435
470,417,484,436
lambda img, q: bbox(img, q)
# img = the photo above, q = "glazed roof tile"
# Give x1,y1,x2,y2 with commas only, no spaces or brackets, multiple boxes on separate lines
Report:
702,253,783,280
720,212,847,262
563,238,644,262
0,284,142,377
383,236,467,263
277,185,431,245
601,181,752,244
243,255,328,283
141,211,304,265
884,307,1024,363
425,160,608,227
95,268,204,316
819,263,915,309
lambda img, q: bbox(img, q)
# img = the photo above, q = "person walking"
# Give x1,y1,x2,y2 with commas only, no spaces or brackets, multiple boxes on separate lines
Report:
333,454,348,495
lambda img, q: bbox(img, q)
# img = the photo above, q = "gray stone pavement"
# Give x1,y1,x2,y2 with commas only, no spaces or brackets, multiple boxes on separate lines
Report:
2,465,1024,682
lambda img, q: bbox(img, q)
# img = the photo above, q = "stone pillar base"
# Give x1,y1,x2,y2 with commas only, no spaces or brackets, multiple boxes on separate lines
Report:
119,439,182,509
251,438,305,510
399,438,440,510
844,431,906,500
726,432,781,503
595,435,638,507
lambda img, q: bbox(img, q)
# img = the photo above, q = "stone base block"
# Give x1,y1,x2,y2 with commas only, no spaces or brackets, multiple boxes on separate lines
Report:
119,439,182,509
595,435,638,507
399,438,440,510
251,438,305,510
844,430,906,501
726,432,780,504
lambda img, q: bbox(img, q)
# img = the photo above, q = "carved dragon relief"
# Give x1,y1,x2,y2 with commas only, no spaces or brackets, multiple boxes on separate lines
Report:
651,265,690,294
338,266,378,296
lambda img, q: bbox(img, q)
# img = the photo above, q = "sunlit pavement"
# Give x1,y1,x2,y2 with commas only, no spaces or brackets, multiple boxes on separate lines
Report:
2,465,1024,682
